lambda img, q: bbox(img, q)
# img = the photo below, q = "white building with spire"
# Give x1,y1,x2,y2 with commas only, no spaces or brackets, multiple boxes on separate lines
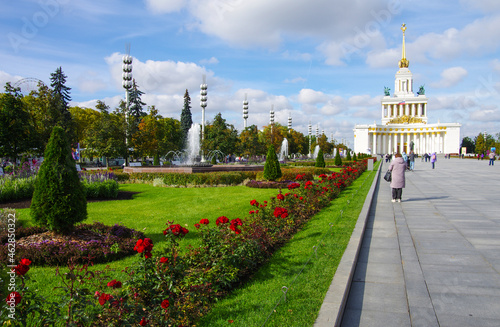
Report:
354,24,461,155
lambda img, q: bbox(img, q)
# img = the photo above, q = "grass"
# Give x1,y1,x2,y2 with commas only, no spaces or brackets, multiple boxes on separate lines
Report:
197,162,379,327
12,161,379,325
13,184,278,301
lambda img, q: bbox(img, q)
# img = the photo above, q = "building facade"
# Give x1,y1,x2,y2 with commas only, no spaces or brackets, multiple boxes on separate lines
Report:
354,24,461,155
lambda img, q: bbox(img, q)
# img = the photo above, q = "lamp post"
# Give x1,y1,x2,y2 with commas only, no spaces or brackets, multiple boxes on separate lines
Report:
288,113,292,132
270,105,275,145
200,76,207,162
243,93,248,129
308,121,312,158
122,46,133,165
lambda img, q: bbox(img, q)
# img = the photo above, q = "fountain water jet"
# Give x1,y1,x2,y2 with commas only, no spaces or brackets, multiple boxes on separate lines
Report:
279,138,288,161
185,124,201,165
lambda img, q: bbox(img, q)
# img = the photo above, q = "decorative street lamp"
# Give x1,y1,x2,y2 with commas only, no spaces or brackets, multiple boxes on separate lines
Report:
243,93,249,129
308,121,312,158
122,46,133,147
200,75,208,162
288,113,292,131
270,105,275,144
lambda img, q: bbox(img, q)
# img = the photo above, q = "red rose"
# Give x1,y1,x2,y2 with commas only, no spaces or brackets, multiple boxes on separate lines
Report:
107,279,122,289
142,238,153,252
249,210,255,214
199,218,210,225
14,263,30,276
134,238,153,253
98,293,112,305
139,317,149,326
144,251,152,259
19,258,31,266
230,224,242,234
296,174,304,180
161,299,169,309
194,223,201,229
6,292,21,306
276,193,284,201
216,216,229,226
273,207,289,219
250,199,259,206
160,257,169,263
230,218,243,226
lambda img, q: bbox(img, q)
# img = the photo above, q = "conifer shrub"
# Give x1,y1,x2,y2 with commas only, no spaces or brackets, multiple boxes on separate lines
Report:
30,126,87,234
346,151,352,161
263,145,282,181
315,148,326,167
334,150,342,166
352,152,357,161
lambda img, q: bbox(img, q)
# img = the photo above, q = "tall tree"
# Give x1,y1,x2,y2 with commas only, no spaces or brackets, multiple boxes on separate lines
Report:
132,106,161,160
237,125,266,158
259,123,287,151
0,83,35,168
475,133,485,155
50,67,75,141
85,101,127,168
128,79,146,130
180,89,193,148
202,113,238,155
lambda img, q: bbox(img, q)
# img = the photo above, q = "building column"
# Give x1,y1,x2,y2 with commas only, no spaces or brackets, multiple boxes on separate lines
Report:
388,133,392,153
418,103,422,116
373,132,377,155
383,134,387,154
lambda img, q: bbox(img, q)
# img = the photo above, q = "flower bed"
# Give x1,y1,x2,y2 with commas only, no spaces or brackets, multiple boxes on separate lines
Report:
1,160,371,325
0,222,144,266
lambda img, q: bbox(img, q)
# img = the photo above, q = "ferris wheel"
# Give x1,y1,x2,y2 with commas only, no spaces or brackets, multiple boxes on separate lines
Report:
13,77,45,95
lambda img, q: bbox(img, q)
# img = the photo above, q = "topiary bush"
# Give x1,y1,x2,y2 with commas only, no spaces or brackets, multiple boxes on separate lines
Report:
334,150,342,166
346,151,352,161
352,152,357,162
315,148,326,168
30,126,87,234
263,145,282,181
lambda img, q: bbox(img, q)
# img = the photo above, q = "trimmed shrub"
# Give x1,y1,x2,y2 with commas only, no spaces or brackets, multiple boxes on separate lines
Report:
352,152,357,161
334,150,342,166
263,145,282,181
346,151,352,161
30,126,87,234
315,148,326,167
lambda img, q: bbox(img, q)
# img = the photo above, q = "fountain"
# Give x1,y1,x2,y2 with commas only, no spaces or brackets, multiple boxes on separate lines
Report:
312,145,320,159
185,124,201,165
279,138,288,161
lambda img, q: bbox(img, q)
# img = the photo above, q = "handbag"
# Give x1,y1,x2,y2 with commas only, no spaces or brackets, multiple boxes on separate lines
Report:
384,170,392,182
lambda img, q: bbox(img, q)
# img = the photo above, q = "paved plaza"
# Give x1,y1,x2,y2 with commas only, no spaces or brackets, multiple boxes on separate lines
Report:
317,156,500,327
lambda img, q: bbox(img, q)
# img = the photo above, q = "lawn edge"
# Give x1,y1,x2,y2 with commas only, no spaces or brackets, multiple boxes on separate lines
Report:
314,160,383,326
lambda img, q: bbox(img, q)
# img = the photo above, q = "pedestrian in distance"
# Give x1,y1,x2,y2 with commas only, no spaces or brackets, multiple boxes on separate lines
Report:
489,151,496,166
430,152,437,169
409,151,415,171
389,153,406,203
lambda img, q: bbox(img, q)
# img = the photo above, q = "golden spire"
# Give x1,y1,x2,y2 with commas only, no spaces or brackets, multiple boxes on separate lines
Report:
398,23,409,68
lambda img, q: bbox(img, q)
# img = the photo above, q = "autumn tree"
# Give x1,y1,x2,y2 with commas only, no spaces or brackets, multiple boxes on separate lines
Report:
132,106,162,163
237,125,266,158
475,133,485,155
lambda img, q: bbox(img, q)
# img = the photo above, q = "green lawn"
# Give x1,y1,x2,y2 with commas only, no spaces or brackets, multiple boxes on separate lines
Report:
13,162,379,325
15,184,278,301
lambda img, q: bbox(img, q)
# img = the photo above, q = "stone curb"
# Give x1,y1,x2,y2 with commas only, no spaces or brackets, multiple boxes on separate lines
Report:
314,161,383,327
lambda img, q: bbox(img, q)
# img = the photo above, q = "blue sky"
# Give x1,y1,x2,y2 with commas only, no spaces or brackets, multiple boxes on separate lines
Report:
2,0,500,147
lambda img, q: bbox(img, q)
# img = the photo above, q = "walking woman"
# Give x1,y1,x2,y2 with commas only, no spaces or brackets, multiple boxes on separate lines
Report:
389,153,406,203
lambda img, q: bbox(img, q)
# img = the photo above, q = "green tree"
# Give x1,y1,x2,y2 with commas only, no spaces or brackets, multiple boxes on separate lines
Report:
259,123,287,151
202,113,238,155
286,129,308,156
132,106,162,160
460,136,475,154
85,102,127,168
30,126,87,234
334,150,342,166
346,151,352,161
475,133,485,154
263,145,282,181
50,67,75,142
128,79,146,131
0,83,35,168
180,89,193,149
237,125,266,158
352,152,357,162
158,117,183,155
315,148,326,167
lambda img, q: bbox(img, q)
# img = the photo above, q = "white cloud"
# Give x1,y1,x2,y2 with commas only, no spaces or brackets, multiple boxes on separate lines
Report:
297,88,328,104
199,57,219,65
0,71,23,88
469,107,500,121
144,0,187,13
431,67,468,88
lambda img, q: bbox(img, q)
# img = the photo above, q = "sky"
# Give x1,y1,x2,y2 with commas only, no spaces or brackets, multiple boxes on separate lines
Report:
2,0,500,148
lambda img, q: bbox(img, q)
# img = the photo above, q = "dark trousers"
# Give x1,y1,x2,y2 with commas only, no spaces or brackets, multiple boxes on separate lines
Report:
392,188,402,200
